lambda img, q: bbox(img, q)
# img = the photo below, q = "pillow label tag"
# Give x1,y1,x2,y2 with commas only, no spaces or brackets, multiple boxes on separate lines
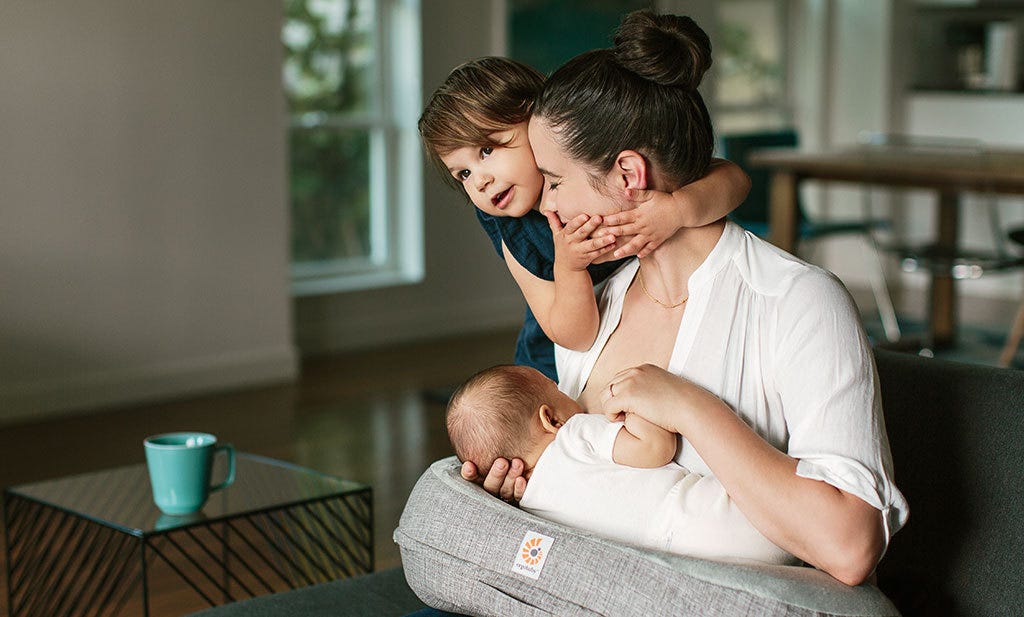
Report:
512,531,554,579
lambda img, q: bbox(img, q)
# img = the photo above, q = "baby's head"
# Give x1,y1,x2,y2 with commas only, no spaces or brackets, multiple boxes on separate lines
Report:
446,364,582,475
418,57,546,218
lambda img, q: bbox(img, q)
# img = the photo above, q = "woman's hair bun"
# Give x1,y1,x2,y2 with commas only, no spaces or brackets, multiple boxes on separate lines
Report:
612,10,712,91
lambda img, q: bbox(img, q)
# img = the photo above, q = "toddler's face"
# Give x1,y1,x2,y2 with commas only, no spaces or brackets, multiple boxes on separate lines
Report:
439,122,543,218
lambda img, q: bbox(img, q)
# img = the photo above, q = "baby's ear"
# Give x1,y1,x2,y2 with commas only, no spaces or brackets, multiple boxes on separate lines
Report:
538,404,560,433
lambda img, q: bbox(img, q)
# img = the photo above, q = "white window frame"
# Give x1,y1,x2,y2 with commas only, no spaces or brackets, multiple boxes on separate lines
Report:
290,0,424,297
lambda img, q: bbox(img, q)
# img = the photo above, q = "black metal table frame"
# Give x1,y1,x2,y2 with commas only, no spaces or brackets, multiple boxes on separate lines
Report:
3,455,373,617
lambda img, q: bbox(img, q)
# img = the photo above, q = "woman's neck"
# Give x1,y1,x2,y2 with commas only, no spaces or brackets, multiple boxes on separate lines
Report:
637,219,726,301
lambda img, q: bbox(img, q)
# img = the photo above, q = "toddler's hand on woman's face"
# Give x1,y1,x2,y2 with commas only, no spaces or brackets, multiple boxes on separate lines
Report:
596,190,682,259
546,211,618,271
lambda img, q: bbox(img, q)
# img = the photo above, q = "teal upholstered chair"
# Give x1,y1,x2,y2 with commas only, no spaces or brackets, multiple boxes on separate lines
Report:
719,129,900,342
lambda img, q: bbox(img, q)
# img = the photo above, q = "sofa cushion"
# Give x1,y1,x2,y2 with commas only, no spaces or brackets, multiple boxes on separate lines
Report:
395,457,899,617
873,349,1024,616
183,567,426,617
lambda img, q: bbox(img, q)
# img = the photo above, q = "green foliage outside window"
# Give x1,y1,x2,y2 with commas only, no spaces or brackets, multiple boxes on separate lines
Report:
284,0,377,263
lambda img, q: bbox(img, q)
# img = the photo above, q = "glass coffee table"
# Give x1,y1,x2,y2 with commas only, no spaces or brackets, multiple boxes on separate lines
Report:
3,453,372,617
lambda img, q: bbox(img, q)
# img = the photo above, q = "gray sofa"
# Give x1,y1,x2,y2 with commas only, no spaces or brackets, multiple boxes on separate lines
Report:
188,349,1024,617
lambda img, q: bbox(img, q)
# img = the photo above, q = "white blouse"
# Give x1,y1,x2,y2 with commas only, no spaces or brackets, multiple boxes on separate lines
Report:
556,221,909,545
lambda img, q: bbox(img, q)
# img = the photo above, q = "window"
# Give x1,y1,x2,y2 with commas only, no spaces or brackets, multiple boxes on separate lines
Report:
283,0,422,296
713,0,790,132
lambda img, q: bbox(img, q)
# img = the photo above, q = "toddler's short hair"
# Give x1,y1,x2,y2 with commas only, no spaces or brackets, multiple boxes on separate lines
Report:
446,364,546,474
419,57,545,189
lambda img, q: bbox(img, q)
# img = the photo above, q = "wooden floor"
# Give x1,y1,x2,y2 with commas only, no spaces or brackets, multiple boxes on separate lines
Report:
0,328,519,617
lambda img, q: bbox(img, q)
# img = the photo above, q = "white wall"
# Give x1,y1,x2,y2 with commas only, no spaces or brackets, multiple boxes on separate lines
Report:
294,1,526,355
791,0,900,290
0,1,297,423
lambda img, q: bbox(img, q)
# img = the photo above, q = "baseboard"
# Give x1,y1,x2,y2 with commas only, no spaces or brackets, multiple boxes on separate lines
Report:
0,345,299,425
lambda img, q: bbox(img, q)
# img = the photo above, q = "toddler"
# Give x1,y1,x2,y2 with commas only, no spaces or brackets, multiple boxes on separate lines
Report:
446,365,797,566
419,57,749,381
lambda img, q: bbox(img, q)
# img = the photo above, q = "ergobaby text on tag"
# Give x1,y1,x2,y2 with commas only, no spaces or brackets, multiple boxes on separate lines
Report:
511,531,554,579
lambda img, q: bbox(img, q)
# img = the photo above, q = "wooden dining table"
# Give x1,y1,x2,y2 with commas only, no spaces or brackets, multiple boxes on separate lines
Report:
747,145,1024,348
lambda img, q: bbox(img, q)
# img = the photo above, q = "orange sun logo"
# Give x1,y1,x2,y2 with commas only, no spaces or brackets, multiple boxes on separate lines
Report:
521,537,544,565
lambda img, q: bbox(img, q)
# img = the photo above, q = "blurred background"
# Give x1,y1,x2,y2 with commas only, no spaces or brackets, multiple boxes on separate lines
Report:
2,0,1023,601
4,0,1024,426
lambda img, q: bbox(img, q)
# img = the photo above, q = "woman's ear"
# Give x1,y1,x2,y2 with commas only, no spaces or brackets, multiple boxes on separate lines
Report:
611,150,648,198
538,405,561,434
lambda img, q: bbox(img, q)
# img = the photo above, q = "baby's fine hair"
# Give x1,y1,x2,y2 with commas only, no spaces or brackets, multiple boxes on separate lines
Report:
418,57,545,189
446,364,546,474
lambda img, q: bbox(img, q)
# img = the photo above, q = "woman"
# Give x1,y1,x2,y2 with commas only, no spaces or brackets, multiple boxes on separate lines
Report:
466,10,907,586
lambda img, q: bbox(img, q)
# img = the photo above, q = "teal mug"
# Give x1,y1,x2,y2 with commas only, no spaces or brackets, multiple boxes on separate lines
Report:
143,432,235,515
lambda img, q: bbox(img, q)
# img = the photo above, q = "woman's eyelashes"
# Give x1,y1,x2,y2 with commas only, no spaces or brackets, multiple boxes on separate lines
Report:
547,180,561,192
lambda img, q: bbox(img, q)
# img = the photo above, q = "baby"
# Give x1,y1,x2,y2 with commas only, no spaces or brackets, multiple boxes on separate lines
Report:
446,364,797,566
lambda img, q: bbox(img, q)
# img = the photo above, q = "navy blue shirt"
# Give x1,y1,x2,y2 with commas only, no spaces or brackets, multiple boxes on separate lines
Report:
476,209,630,382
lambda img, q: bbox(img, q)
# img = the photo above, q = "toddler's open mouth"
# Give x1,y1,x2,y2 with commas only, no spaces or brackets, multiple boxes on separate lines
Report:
492,186,514,209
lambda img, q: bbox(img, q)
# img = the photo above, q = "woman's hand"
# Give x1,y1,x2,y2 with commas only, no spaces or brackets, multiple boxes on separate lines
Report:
601,363,719,434
461,457,527,503
596,189,682,259
546,211,618,271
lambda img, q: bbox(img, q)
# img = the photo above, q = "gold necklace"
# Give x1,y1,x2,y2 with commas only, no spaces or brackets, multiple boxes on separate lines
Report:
637,263,688,309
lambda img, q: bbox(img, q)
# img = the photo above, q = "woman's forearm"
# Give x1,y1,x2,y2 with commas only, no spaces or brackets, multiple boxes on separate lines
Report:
602,364,885,584
677,395,885,585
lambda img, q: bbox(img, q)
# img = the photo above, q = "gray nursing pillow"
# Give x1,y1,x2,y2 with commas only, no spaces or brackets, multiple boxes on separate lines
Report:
394,457,899,617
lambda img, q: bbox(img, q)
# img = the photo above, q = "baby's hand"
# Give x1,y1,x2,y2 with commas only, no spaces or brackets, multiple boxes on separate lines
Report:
461,457,527,504
597,189,682,259
546,211,617,271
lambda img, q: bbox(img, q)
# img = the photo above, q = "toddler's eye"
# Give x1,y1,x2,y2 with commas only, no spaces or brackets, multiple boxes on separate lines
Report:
481,146,493,158
456,169,470,181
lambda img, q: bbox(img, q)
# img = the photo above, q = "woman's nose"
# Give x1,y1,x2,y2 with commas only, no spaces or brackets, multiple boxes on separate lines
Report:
540,192,555,214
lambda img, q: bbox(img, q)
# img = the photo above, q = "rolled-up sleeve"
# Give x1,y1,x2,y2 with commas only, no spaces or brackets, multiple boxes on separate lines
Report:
773,270,910,546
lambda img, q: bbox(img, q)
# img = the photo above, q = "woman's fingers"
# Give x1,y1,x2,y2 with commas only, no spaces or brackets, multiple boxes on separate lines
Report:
480,458,510,495
461,460,479,482
477,457,526,502
513,476,528,502
499,458,525,502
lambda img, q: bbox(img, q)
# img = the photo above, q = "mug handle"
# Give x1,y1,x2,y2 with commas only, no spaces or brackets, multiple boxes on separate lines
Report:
209,443,236,493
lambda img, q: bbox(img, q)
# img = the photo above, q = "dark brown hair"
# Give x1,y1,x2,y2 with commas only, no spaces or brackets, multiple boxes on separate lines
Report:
445,365,546,474
533,10,714,190
419,57,545,189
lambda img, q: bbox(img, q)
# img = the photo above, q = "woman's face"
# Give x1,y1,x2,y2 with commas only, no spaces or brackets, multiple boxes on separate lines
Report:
527,117,627,224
